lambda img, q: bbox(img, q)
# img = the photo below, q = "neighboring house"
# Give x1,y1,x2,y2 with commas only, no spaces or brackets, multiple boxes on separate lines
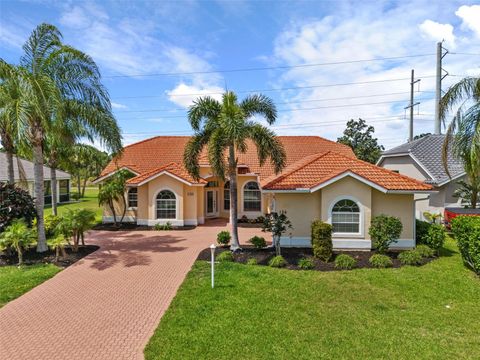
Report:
0,152,71,204
96,136,432,249
377,134,466,219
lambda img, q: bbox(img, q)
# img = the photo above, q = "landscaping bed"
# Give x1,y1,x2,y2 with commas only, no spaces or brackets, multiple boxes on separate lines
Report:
93,223,196,231
0,245,98,268
197,246,436,270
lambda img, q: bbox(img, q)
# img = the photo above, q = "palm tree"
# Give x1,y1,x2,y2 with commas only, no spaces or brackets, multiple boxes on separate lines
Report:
0,24,122,252
183,91,286,251
440,75,480,209
0,219,36,265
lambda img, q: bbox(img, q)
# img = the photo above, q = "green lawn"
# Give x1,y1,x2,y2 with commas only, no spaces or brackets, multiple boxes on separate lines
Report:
0,264,61,308
44,187,102,222
145,237,480,360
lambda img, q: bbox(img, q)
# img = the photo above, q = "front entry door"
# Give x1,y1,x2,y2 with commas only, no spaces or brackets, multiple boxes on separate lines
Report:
206,190,219,217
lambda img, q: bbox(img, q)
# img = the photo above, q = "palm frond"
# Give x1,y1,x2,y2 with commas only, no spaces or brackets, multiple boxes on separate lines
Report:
183,131,210,180
240,94,277,125
188,96,221,131
246,122,286,173
208,129,228,180
440,76,480,122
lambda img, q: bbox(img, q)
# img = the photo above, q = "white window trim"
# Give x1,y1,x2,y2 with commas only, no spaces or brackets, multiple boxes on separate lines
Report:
153,187,179,221
327,195,364,238
241,180,263,214
127,188,138,210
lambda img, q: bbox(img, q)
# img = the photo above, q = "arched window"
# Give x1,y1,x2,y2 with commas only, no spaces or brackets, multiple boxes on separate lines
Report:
243,181,261,212
127,188,138,208
224,181,230,210
156,190,176,219
331,199,360,233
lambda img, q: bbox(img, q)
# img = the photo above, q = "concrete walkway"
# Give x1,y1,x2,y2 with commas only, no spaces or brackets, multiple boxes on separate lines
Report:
0,222,262,360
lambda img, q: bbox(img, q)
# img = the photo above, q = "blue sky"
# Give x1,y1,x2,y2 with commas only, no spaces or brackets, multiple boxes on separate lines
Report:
1,0,479,150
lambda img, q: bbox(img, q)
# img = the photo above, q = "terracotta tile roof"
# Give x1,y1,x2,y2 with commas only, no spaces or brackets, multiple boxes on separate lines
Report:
126,162,207,185
101,136,355,181
261,151,433,192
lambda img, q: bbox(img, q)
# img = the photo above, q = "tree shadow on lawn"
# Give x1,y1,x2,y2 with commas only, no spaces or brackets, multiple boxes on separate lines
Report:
82,232,188,271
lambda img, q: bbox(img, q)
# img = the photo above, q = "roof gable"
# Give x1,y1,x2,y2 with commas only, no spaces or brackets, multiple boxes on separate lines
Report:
380,135,465,184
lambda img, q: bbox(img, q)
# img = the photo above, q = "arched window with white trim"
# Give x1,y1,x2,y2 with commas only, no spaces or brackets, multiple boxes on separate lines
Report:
224,181,230,210
243,181,261,212
127,188,138,208
156,190,176,219
331,199,360,233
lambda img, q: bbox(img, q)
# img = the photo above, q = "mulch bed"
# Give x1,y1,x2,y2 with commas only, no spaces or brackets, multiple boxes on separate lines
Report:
92,223,196,231
197,246,436,271
0,245,99,268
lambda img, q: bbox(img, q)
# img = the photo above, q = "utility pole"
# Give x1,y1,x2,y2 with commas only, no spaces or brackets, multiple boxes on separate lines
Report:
406,69,420,142
434,42,448,134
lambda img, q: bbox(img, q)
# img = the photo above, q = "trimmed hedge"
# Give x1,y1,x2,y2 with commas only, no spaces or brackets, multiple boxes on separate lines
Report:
369,215,403,253
311,220,333,261
335,254,357,270
415,245,435,258
451,216,480,275
369,254,393,268
398,250,423,266
248,236,267,249
416,219,431,244
216,231,231,245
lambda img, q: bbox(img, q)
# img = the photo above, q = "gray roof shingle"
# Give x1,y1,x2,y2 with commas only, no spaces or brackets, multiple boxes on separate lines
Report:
0,152,71,182
382,135,465,185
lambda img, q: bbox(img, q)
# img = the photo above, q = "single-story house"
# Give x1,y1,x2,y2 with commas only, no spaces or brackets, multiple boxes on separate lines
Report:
376,134,466,220
96,136,433,249
0,152,71,204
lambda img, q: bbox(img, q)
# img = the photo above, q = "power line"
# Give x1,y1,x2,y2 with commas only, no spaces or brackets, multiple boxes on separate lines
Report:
115,97,435,121
115,91,436,113
103,53,436,79
112,75,437,100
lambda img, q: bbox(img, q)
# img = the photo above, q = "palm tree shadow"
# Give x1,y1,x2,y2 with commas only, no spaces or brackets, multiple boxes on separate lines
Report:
84,232,188,270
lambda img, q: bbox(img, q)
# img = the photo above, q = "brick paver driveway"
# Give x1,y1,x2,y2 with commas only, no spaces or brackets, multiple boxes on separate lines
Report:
0,221,262,360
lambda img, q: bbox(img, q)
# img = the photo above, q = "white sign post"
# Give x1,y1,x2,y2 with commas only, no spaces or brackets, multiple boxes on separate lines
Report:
210,244,216,288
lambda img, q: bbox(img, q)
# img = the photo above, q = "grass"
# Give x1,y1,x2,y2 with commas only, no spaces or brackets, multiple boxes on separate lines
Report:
145,237,480,359
44,187,102,222
0,264,61,308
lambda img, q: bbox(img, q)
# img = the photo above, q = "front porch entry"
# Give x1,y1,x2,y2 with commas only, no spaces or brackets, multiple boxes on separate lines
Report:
205,189,219,218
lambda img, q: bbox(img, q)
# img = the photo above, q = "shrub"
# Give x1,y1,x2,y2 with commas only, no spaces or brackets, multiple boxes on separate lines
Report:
154,222,173,231
415,244,435,258
451,216,480,275
262,211,292,256
47,234,68,261
334,254,357,270
298,257,315,270
369,215,403,253
248,236,267,249
423,224,445,253
256,216,265,224
44,214,61,238
311,220,333,261
246,258,258,265
56,208,96,252
416,219,431,244
216,230,231,245
0,183,36,232
398,250,423,266
369,254,393,268
268,255,287,268
0,219,36,265
216,251,234,262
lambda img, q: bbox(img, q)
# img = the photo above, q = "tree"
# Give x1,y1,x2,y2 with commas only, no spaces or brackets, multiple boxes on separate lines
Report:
0,219,36,265
440,75,480,209
56,208,96,252
97,169,132,226
183,91,286,251
453,179,480,209
0,182,36,232
0,24,122,252
337,119,384,163
262,211,292,256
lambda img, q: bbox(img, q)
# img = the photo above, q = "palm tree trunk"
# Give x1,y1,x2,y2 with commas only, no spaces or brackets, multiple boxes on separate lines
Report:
228,145,240,251
17,246,23,266
110,200,117,226
33,140,48,252
81,177,87,197
6,150,15,184
50,166,58,216
77,174,81,198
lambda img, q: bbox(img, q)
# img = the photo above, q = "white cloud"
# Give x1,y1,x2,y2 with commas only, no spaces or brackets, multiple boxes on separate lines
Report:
419,20,455,48
59,6,90,29
166,83,224,108
111,102,127,109
456,5,480,38
268,2,479,149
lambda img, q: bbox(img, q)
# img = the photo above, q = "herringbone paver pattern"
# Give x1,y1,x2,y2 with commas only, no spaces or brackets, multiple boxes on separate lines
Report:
0,221,262,360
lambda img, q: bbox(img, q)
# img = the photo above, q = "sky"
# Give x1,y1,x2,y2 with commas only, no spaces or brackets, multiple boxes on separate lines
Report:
1,0,479,151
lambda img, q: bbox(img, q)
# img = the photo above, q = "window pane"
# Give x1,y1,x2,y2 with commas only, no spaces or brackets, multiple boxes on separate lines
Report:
331,199,360,233
128,188,138,208
244,182,261,212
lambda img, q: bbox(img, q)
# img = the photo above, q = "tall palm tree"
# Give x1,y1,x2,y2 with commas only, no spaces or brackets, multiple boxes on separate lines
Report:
0,24,122,252
184,91,286,251
440,75,480,208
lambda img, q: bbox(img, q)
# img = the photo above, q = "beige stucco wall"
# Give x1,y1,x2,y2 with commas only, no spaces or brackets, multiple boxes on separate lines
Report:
183,185,197,222
371,190,414,240
321,176,372,241
275,191,321,238
146,174,184,221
